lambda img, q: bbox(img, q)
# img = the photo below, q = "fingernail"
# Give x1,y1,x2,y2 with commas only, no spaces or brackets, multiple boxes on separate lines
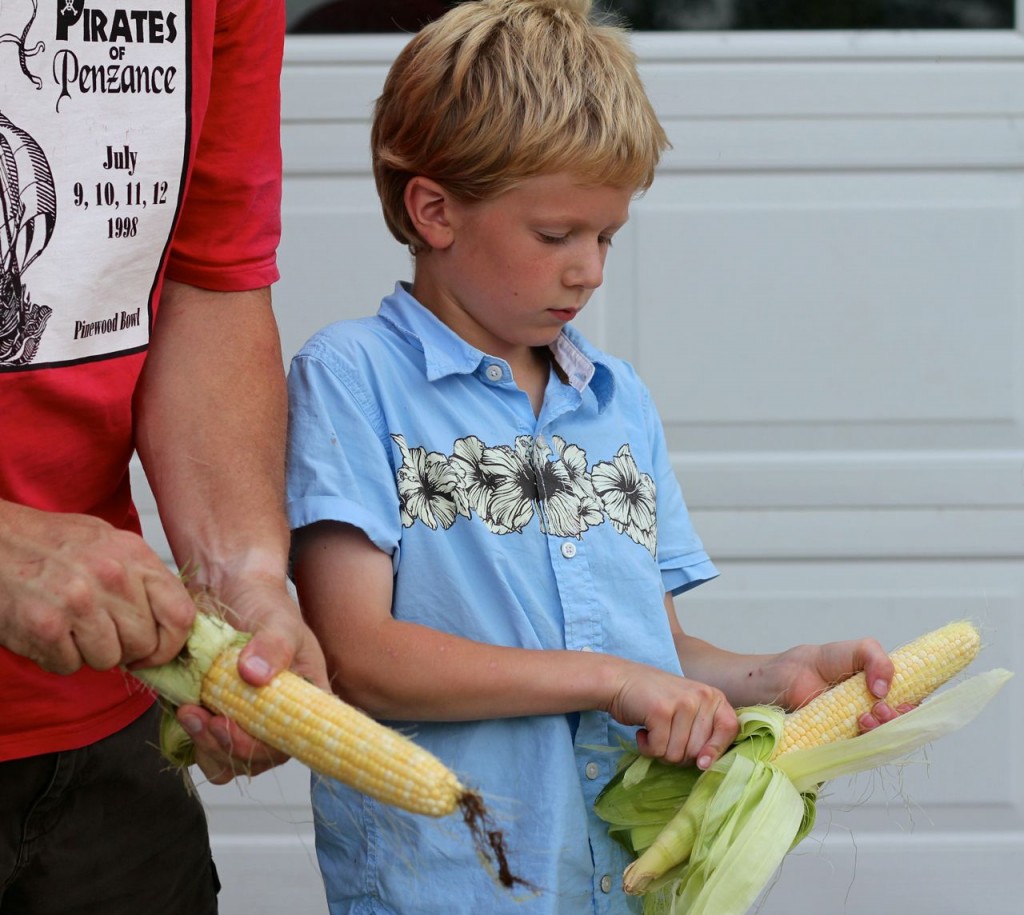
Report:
243,655,272,681
697,755,712,770
180,714,202,736
872,679,888,698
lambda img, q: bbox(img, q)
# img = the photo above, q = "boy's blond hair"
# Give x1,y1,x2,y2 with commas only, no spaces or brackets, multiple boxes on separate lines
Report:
372,0,670,250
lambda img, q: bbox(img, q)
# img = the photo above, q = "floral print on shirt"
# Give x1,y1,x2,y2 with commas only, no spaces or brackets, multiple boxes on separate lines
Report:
392,433,658,555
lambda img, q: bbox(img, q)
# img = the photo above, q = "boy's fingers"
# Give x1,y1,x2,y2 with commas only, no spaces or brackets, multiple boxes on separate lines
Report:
634,727,651,756
696,703,740,769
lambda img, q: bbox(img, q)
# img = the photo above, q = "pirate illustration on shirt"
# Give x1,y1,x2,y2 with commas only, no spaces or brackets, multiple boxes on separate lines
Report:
1,0,56,367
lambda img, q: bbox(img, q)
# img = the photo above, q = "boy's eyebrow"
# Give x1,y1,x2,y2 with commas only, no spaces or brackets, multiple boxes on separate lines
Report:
536,220,630,234
531,212,630,230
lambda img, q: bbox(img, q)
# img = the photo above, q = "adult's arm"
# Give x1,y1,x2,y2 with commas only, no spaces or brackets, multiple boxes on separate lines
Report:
134,278,327,781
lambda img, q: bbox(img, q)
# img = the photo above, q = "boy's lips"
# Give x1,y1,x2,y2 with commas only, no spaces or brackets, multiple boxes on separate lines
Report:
549,308,578,322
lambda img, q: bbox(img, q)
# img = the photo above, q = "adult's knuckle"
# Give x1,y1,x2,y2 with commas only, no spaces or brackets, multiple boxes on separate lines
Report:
26,604,70,645
59,572,94,610
83,642,122,672
94,555,134,595
39,649,81,676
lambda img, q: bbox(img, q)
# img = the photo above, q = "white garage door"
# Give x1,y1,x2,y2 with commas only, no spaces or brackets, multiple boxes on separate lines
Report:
132,3,1024,912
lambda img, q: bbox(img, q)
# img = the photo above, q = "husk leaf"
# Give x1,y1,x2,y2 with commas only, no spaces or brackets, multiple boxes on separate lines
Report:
131,606,251,767
596,662,1012,915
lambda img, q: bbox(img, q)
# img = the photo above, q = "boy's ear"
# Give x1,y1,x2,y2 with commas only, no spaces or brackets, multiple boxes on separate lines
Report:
404,176,455,250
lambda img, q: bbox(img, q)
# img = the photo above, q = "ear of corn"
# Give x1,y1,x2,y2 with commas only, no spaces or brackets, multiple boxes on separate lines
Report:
773,619,982,757
201,644,463,817
776,665,1014,795
594,620,1013,915
132,606,467,818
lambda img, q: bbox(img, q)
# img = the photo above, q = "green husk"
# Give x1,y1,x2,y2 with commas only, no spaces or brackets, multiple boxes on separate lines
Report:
595,667,1012,915
132,606,251,767
775,668,1013,792
597,706,817,914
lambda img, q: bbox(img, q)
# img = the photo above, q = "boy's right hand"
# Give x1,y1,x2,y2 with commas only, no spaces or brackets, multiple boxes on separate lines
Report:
606,662,739,770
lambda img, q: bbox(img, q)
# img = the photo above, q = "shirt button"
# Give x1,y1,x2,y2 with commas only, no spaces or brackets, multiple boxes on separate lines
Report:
585,762,600,780
485,364,503,382
560,541,577,559
600,874,613,894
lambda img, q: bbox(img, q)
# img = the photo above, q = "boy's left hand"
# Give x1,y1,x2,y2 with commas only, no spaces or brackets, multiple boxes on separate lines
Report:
777,637,914,731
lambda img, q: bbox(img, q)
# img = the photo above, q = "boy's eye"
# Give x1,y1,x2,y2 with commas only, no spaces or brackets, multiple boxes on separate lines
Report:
537,232,615,246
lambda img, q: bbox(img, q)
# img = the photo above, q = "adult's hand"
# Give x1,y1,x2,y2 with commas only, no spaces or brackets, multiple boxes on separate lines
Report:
0,499,196,674
172,576,329,785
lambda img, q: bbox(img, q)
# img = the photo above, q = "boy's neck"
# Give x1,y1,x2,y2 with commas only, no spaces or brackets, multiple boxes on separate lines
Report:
513,346,552,418
410,278,556,410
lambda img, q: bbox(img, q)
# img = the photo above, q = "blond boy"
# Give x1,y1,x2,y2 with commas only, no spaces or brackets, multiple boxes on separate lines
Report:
286,2,899,911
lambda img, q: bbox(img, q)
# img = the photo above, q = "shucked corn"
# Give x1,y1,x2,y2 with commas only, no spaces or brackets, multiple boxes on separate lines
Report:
134,608,467,817
203,645,465,817
774,619,981,757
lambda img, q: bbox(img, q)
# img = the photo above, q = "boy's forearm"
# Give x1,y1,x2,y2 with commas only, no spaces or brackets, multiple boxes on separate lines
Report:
297,522,629,721
672,631,786,709
331,616,629,722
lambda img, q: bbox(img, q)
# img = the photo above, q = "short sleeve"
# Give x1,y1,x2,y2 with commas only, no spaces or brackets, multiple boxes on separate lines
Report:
166,0,284,291
286,346,403,559
643,385,719,595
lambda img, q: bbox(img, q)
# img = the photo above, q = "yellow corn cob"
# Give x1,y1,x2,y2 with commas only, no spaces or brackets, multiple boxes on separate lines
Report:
773,619,981,758
201,644,465,817
137,603,526,887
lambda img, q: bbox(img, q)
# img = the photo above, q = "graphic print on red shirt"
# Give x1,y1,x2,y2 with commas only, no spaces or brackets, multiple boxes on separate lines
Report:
1,0,187,370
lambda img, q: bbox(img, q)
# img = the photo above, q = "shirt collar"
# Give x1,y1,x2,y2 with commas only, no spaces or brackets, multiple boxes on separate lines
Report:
379,282,615,409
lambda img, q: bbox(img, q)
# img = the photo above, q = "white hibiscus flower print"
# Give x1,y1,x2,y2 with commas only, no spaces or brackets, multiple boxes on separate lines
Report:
476,442,537,534
391,433,658,554
590,444,658,555
392,435,463,530
449,435,490,520
530,451,581,539
549,436,605,533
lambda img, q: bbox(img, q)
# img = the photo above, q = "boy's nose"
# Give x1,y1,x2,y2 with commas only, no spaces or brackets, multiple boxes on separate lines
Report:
568,247,605,290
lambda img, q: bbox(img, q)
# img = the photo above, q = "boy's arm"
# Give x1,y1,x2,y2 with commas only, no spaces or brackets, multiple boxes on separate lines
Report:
666,594,903,729
293,520,738,768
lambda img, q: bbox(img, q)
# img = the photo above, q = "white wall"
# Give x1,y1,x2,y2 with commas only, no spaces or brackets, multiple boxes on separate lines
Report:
135,27,1024,914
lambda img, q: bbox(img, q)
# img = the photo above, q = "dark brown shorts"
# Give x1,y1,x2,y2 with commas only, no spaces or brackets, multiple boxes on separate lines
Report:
0,703,219,914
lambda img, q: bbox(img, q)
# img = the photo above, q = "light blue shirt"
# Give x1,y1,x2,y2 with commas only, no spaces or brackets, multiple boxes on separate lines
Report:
286,283,718,915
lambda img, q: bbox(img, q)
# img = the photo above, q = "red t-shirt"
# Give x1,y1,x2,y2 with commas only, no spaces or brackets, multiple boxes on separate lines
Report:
0,0,284,760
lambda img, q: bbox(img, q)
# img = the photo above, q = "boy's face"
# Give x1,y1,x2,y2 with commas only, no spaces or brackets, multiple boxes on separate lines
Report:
415,172,633,363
